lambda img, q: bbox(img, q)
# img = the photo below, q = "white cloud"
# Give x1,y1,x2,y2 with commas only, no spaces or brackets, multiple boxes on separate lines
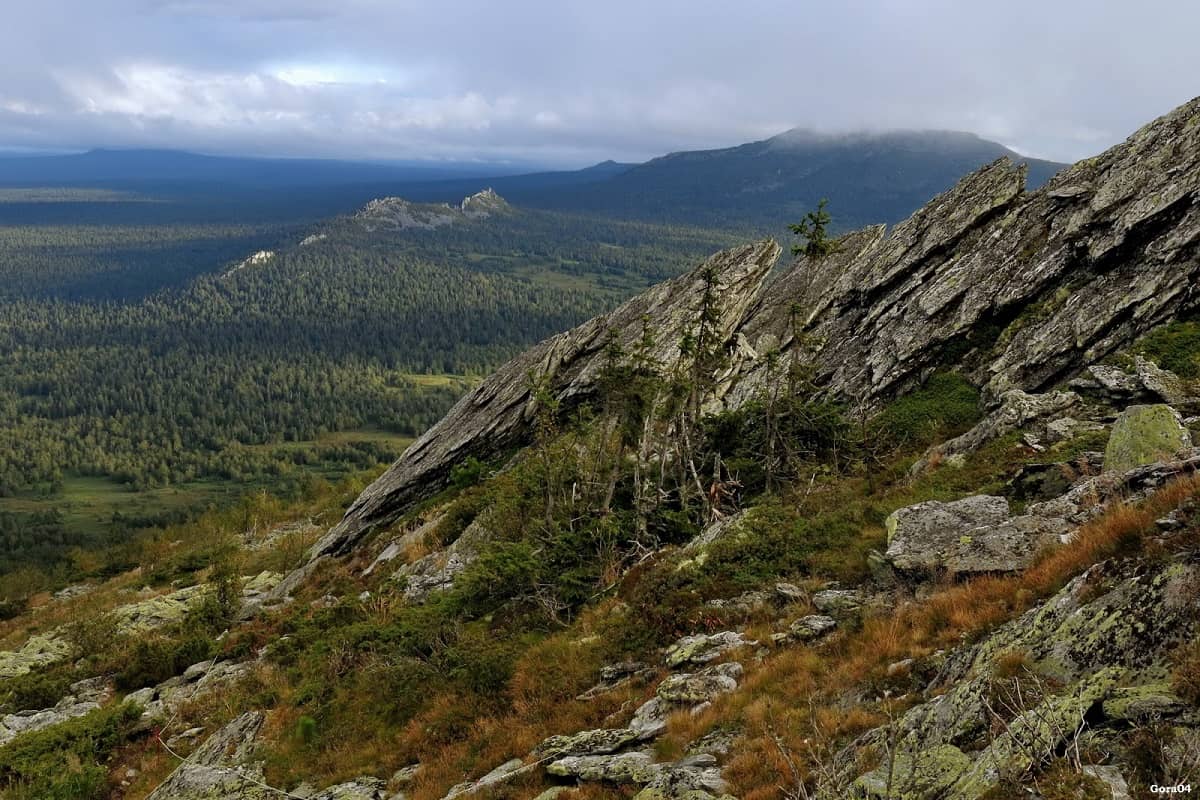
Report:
0,0,1196,165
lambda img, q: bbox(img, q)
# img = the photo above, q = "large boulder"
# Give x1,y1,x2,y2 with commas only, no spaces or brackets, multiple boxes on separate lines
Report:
1104,403,1192,474
884,495,1064,577
147,711,271,800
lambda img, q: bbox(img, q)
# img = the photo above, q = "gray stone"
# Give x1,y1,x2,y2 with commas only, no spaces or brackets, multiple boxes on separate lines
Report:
788,614,837,642
811,589,862,615
546,750,661,783
309,777,390,800
656,665,741,705
629,698,670,740
0,675,111,745
147,711,270,800
664,631,750,668
441,758,529,800
884,495,1065,577
534,727,640,758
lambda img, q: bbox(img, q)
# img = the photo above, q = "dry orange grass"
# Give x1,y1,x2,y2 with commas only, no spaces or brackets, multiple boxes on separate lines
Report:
671,474,1200,799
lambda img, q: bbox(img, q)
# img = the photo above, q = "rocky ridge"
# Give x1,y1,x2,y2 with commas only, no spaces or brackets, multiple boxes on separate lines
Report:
310,96,1200,562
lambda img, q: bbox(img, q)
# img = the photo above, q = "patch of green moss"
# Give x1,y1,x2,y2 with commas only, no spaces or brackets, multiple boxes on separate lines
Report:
875,373,982,447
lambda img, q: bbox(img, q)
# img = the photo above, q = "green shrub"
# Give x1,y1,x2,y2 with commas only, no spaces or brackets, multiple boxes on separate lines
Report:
450,457,490,489
431,487,487,547
874,372,981,446
296,715,318,745
114,632,216,691
0,669,74,715
0,702,140,800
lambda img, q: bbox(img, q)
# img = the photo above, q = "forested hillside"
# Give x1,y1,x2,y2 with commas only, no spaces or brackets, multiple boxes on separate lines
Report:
0,195,735,571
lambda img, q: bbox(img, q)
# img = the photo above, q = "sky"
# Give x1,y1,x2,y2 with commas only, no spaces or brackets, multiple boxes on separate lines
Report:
1,0,1197,168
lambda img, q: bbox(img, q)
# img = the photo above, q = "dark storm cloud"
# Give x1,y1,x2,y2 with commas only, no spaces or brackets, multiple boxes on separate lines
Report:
1,0,1197,165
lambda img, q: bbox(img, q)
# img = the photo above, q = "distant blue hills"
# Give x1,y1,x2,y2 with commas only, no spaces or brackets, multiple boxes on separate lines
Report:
0,130,1066,230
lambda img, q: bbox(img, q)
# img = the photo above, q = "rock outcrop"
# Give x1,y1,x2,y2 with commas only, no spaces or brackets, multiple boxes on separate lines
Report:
147,711,270,800
838,552,1200,799
0,677,109,746
884,495,1067,577
312,241,781,557
728,96,1200,410
355,190,509,231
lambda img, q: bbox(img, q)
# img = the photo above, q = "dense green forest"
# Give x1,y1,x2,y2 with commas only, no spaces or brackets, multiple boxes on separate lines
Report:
0,189,736,570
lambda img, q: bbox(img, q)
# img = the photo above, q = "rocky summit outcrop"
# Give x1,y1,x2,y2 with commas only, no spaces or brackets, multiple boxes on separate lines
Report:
355,189,509,231
312,240,781,557
311,96,1200,564
726,96,1200,409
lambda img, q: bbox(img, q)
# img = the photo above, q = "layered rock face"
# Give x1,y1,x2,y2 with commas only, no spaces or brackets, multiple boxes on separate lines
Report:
316,97,1200,561
727,95,1200,408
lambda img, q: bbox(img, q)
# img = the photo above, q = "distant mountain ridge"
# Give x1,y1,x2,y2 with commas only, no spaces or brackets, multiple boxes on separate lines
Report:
0,130,1066,231
374,129,1066,231
0,148,534,187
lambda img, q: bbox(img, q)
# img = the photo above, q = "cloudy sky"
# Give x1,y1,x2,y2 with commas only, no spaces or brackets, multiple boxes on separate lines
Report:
1,0,1197,167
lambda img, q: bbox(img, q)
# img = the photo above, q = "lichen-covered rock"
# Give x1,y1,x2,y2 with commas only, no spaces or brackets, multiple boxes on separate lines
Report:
664,632,750,668
1104,404,1192,474
0,633,70,679
656,663,742,705
546,750,661,783
944,667,1123,800
853,744,972,799
634,754,731,799
1101,683,1187,721
442,758,530,800
884,495,1064,576
308,777,390,799
1070,357,1189,406
789,615,837,642
534,727,640,758
146,711,270,800
629,697,670,740
840,555,1200,797
811,589,862,615
131,659,255,719
0,677,110,746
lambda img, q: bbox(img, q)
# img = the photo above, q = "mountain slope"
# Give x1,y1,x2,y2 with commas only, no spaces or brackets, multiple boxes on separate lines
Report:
395,130,1066,231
